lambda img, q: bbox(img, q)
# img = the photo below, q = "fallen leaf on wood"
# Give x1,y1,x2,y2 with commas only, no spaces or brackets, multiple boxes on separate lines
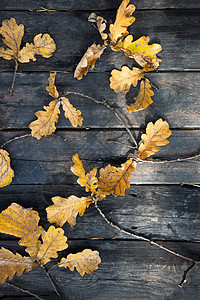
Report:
98,159,136,196
88,13,108,41
110,66,145,93
46,72,59,99
138,118,172,159
0,149,14,187
58,249,101,276
74,43,105,80
127,78,154,112
61,97,83,127
46,196,93,227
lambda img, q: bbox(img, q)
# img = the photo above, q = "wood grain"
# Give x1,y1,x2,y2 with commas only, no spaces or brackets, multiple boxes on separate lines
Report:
0,72,199,129
0,10,199,71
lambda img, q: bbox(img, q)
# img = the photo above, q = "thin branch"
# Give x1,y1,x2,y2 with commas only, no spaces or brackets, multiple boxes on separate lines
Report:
0,134,31,149
178,262,198,288
108,140,137,149
135,153,200,164
41,265,60,297
10,60,18,96
64,91,138,148
95,202,195,263
6,281,44,300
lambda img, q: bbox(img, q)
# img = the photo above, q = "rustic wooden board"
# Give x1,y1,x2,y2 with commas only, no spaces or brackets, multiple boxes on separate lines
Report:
1,0,200,10
0,240,200,300
0,10,199,71
0,72,199,129
0,184,199,241
0,129,199,184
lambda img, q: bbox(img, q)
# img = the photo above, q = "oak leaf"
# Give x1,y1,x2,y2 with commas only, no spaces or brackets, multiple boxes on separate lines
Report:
110,66,145,93
71,153,98,193
127,78,154,112
109,0,135,43
58,249,101,276
74,43,105,80
98,159,136,196
0,203,43,259
29,99,61,140
138,118,172,159
0,149,14,187
36,226,68,265
88,13,108,41
61,97,83,127
46,71,59,99
46,196,93,227
0,248,36,284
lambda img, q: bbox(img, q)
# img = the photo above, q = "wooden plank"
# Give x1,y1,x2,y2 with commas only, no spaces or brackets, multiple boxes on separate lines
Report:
0,10,199,71
0,240,200,299
0,72,200,129
1,129,199,185
1,0,200,10
0,184,199,240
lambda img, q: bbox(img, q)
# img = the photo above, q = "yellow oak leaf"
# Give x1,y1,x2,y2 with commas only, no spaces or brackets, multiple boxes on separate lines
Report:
110,66,145,93
0,18,24,56
127,78,154,112
74,43,105,80
0,149,14,188
88,13,108,41
0,203,43,260
0,248,36,284
0,47,14,60
109,0,135,43
36,226,68,265
71,153,98,193
58,249,101,276
46,195,93,227
46,72,59,99
61,97,83,127
138,118,172,159
29,99,61,139
98,159,136,196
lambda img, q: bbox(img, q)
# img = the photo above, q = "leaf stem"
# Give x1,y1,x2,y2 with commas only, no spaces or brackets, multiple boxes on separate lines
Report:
10,60,18,96
64,91,138,148
0,133,31,149
6,281,45,300
94,202,195,263
41,265,60,297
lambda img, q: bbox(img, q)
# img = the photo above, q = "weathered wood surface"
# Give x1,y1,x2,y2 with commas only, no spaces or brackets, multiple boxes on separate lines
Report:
1,0,200,10
0,72,199,129
0,10,199,71
0,240,200,300
0,185,199,241
1,129,199,184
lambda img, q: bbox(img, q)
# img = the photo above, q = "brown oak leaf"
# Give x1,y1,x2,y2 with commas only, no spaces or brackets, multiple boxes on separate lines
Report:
88,13,108,41
0,149,14,188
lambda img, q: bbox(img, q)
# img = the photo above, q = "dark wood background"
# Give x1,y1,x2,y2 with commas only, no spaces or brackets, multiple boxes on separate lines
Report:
0,1,200,299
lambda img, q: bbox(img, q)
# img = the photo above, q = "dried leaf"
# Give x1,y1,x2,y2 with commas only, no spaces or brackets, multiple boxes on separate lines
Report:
46,72,59,99
58,249,101,276
138,118,172,159
61,97,83,127
0,149,14,188
110,66,145,93
29,99,61,139
46,196,93,227
109,0,135,43
0,203,43,259
0,248,36,284
74,43,105,80
18,33,56,63
88,13,108,40
0,47,14,60
36,226,68,265
119,35,162,69
71,153,98,193
0,18,24,56
127,78,154,112
98,159,136,196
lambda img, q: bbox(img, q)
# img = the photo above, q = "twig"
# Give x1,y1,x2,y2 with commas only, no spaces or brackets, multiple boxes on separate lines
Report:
178,262,198,288
0,134,31,149
64,91,138,148
94,202,195,263
10,60,18,96
41,265,60,297
108,140,137,149
135,153,200,164
6,281,44,300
